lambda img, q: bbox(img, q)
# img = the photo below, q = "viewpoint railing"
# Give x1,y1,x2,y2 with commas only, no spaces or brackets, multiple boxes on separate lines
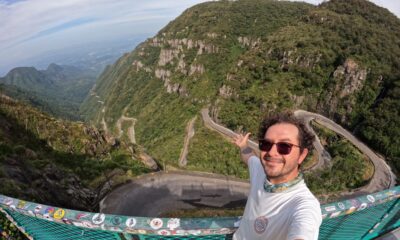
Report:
0,186,399,240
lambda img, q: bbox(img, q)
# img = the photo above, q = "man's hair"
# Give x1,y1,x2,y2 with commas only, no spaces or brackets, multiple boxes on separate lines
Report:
258,111,315,151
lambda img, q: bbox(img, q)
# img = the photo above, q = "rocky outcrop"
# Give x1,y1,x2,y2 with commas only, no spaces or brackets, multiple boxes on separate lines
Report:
219,84,238,99
189,64,205,76
158,49,180,66
132,60,151,72
238,36,261,48
155,68,171,81
333,59,367,98
320,59,368,124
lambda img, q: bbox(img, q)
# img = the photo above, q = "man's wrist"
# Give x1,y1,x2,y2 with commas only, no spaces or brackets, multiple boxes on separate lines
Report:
240,146,252,154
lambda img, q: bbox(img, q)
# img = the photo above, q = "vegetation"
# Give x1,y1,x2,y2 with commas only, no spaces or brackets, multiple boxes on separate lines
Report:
80,0,399,187
0,213,27,240
0,63,98,120
186,117,248,178
81,0,400,186
0,96,150,209
305,122,374,196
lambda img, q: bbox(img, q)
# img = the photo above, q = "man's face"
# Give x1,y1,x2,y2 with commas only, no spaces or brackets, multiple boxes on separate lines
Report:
260,123,308,184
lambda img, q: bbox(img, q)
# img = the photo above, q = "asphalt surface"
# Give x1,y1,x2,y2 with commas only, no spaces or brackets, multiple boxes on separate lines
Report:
202,108,395,194
295,110,396,193
100,171,249,217
101,108,395,215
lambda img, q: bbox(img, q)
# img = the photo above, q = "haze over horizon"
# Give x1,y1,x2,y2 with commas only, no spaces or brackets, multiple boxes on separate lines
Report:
1,0,399,76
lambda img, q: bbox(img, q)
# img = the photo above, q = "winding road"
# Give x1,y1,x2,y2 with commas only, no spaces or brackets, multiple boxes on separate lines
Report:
101,107,396,215
201,108,396,195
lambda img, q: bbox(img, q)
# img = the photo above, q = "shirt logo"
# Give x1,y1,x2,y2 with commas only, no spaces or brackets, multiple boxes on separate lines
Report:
254,216,268,234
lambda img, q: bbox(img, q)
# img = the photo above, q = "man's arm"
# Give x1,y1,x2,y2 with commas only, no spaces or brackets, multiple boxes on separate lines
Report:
233,133,256,165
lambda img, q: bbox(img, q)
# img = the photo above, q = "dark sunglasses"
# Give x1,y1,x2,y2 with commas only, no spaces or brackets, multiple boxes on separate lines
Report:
258,139,300,155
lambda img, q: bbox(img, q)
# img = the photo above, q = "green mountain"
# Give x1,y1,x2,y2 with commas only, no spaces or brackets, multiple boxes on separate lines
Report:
0,63,98,120
0,94,149,210
81,0,400,182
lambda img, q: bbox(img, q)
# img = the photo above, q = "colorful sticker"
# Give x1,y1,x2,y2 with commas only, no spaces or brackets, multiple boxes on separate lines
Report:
188,230,201,235
357,203,368,211
126,217,137,228
167,218,180,230
220,228,232,234
175,230,188,236
27,210,35,217
17,200,27,209
82,221,96,229
53,209,65,219
324,205,336,212
111,216,122,226
45,207,55,215
75,212,89,220
157,229,171,235
92,213,105,225
34,205,42,213
150,218,163,230
330,211,342,218
367,195,375,203
5,198,13,206
346,206,357,215
62,218,73,225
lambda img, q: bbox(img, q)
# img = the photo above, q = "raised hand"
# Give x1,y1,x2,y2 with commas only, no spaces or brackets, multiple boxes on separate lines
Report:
233,132,251,149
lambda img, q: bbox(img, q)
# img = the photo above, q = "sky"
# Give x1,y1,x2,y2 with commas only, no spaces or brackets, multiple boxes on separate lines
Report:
0,0,399,76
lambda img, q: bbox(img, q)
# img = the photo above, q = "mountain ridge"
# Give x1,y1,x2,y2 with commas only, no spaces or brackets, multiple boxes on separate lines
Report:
0,63,98,120
80,0,398,190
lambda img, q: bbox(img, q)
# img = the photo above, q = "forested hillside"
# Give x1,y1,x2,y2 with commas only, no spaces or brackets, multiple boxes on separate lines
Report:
0,63,98,120
0,95,149,210
81,0,399,180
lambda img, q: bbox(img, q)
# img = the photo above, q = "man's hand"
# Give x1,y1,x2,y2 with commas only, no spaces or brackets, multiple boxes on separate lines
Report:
234,132,251,149
233,133,254,165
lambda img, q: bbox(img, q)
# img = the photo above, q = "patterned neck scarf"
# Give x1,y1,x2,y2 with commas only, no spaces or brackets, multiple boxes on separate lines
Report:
264,173,303,193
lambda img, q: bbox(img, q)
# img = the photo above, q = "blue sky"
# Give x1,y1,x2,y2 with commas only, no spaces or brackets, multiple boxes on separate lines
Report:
0,0,399,75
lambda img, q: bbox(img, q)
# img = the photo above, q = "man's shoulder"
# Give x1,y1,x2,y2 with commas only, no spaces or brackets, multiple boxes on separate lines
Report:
291,183,321,208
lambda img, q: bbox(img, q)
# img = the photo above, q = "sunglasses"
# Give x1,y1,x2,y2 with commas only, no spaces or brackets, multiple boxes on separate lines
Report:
258,139,300,155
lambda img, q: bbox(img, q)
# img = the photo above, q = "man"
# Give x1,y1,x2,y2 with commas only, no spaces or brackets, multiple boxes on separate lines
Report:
233,111,322,240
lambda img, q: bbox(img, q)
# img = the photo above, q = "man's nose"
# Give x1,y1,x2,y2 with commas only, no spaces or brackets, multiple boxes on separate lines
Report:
267,143,280,156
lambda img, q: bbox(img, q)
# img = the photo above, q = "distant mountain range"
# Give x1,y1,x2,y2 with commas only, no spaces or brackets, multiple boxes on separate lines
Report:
81,0,400,179
0,63,98,120
0,37,145,77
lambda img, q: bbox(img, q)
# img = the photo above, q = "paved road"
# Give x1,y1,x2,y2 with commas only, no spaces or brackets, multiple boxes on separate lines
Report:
295,110,396,192
294,111,332,170
201,108,395,194
100,171,249,217
101,108,396,215
116,115,137,144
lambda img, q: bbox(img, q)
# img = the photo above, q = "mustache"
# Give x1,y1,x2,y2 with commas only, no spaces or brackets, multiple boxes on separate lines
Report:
263,156,285,163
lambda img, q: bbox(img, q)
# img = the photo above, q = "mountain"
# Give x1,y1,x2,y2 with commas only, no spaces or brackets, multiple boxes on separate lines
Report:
0,94,149,210
81,0,400,184
0,63,98,120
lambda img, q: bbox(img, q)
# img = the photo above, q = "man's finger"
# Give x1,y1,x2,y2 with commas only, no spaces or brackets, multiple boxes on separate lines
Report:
244,132,251,140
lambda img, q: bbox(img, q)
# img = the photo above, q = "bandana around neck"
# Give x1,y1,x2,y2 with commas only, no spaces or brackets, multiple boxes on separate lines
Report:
264,173,303,193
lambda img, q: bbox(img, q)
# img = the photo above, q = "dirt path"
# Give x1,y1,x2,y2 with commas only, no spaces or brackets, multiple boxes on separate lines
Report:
178,117,197,167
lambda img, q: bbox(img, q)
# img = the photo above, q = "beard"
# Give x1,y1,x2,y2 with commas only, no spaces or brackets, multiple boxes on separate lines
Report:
260,155,299,183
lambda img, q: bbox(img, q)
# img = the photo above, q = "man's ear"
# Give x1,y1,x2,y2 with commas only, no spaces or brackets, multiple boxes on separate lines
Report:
298,148,308,165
